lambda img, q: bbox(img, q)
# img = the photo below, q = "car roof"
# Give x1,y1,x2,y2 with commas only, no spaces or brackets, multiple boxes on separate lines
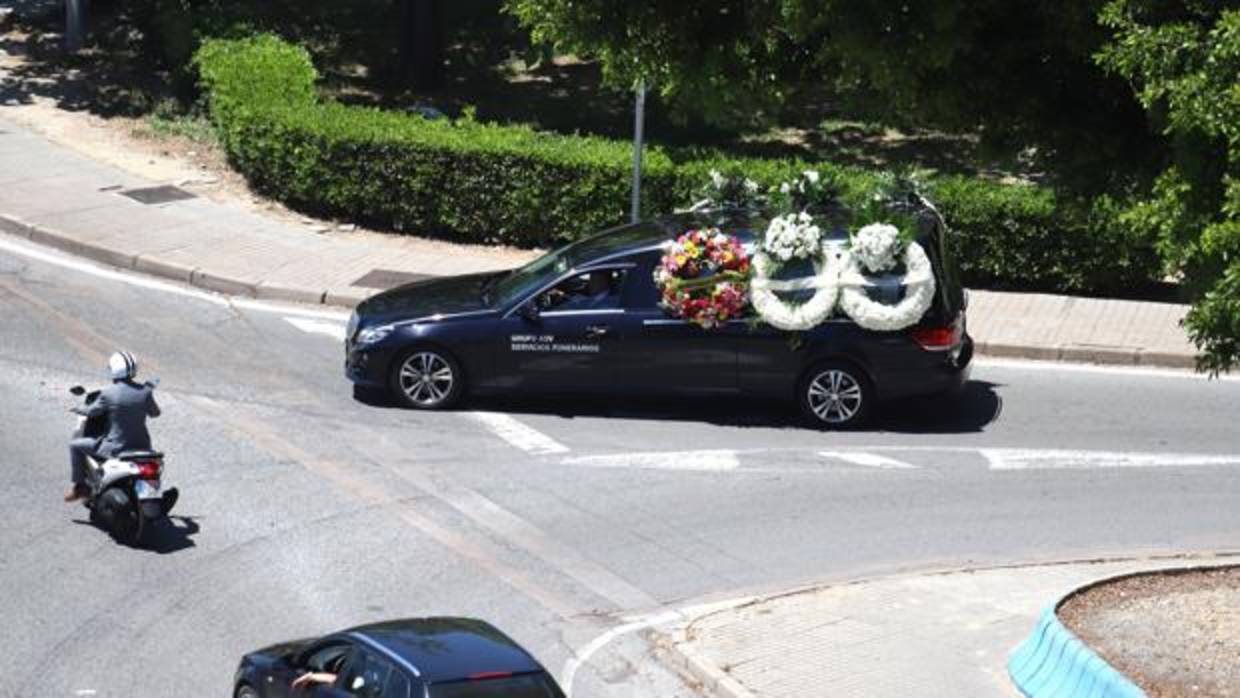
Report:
350,617,544,683
566,209,772,267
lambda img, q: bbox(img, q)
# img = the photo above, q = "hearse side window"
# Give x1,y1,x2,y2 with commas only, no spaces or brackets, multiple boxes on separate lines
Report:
538,269,627,312
621,252,662,309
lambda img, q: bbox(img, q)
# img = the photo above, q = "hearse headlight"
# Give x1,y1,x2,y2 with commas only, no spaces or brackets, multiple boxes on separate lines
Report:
356,324,395,346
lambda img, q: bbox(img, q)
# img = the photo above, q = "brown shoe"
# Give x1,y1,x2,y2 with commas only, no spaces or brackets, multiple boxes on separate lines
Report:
63,484,89,502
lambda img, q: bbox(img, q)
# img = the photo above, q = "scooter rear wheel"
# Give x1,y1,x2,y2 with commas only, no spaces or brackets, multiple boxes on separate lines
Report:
98,487,145,546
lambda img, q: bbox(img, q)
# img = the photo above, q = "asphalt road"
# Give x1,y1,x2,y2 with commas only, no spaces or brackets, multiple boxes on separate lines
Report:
2,236,1238,698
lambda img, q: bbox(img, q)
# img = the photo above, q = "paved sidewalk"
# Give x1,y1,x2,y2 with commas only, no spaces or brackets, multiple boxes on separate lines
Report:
659,555,1234,698
0,115,1199,368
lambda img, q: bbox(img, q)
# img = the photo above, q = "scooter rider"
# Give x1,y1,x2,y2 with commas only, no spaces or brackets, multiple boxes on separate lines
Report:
66,351,161,502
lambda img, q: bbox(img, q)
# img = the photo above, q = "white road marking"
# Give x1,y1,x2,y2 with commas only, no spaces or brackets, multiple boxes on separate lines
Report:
563,596,759,698
563,450,741,471
465,411,570,455
562,610,682,697
820,450,919,469
982,448,1240,470
283,316,345,340
74,691,97,697
0,235,348,320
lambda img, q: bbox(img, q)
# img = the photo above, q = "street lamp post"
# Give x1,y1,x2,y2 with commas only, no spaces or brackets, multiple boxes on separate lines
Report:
630,79,646,224
64,0,87,53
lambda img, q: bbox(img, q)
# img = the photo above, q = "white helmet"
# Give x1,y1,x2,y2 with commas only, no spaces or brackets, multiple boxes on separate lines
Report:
108,351,138,381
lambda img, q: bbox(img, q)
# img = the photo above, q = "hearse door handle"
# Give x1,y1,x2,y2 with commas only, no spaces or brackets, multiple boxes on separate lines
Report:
585,324,610,338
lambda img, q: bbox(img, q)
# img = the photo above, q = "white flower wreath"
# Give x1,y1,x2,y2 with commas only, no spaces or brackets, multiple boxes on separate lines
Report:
750,247,842,331
838,241,937,331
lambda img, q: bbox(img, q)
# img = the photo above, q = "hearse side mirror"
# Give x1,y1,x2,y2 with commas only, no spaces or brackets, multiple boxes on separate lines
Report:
518,301,541,322
70,385,85,396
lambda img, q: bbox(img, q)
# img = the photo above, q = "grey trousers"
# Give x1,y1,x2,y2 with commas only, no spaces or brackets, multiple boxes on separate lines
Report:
69,437,99,484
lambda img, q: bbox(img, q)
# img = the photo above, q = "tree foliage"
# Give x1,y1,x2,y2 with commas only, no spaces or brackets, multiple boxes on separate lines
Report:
505,0,1155,184
1097,1,1240,373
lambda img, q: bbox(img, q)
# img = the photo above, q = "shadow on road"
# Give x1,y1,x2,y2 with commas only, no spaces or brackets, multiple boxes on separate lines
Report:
358,381,1003,434
71,514,200,553
143,515,200,554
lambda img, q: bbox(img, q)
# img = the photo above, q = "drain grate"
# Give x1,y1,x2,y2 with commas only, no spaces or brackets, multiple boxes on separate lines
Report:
352,269,433,289
119,185,196,205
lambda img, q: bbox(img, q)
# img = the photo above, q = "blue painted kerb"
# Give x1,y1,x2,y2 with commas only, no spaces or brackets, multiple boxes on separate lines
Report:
1008,605,1146,698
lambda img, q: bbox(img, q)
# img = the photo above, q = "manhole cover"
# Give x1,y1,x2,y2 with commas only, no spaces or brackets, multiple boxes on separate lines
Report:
352,269,434,289
119,185,196,205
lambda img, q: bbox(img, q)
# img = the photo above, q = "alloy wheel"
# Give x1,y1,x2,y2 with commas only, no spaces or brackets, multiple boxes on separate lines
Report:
807,368,865,425
397,351,456,407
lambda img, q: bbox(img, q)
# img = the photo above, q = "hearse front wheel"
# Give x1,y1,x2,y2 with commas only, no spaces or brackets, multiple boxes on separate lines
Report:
390,348,463,410
798,361,874,428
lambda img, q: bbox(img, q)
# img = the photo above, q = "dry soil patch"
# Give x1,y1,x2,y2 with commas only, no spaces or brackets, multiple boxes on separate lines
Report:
1058,566,1240,698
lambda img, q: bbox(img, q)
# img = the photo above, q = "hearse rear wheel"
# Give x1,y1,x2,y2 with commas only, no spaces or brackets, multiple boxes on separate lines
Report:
390,347,463,410
798,361,874,429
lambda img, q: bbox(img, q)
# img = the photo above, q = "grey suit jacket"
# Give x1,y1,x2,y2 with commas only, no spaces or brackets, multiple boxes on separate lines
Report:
79,380,161,456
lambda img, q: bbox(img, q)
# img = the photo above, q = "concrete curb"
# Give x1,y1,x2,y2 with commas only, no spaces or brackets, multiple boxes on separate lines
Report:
978,340,1197,370
0,214,357,308
654,628,756,698
0,212,1204,368
1008,605,1145,698
1009,562,1238,697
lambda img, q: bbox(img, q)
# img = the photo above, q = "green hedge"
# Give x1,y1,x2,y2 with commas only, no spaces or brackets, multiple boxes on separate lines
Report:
195,35,1160,294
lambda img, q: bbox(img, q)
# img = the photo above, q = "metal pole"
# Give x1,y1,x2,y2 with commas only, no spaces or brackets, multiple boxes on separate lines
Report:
630,79,646,223
65,0,87,53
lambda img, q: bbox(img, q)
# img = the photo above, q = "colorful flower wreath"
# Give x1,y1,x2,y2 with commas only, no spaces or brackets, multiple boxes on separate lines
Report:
653,228,751,329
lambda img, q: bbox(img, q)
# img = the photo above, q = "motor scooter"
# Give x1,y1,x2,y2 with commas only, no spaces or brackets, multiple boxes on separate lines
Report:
69,383,178,545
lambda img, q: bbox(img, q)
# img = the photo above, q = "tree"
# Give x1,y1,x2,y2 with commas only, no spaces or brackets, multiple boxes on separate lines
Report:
1096,1,1240,374
399,0,444,89
504,0,1157,186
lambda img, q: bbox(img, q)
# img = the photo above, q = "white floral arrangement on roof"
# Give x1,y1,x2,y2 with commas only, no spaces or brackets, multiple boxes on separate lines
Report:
693,169,763,210
849,223,902,274
762,211,822,263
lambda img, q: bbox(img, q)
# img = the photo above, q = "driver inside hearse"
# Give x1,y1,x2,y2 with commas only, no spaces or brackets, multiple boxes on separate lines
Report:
540,269,624,311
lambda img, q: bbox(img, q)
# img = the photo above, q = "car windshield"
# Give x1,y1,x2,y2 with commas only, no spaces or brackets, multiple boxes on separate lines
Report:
429,673,564,698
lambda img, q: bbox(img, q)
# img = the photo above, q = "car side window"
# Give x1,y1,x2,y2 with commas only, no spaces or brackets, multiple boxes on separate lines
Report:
383,666,414,698
337,648,398,698
538,269,626,312
304,641,353,674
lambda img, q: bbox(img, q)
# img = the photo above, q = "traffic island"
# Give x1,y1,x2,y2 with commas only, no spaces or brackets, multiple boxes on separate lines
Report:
1010,564,1240,697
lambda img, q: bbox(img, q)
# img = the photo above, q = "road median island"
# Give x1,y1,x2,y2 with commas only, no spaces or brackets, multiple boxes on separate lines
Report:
656,555,1238,698
1043,564,1240,698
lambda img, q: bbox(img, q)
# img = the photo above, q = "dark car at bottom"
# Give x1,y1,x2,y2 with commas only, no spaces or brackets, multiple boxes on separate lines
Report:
234,617,565,698
345,208,972,428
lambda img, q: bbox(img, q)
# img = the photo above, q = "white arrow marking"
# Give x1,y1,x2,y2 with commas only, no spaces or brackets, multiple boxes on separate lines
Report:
283,316,346,340
982,448,1240,470
820,450,919,469
562,449,741,471
466,412,570,455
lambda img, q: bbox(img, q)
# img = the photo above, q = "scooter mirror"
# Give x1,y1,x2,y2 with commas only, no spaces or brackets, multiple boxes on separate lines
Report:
69,385,85,396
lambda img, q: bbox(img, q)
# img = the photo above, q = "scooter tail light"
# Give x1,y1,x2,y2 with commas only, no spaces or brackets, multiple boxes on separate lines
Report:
134,461,162,479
